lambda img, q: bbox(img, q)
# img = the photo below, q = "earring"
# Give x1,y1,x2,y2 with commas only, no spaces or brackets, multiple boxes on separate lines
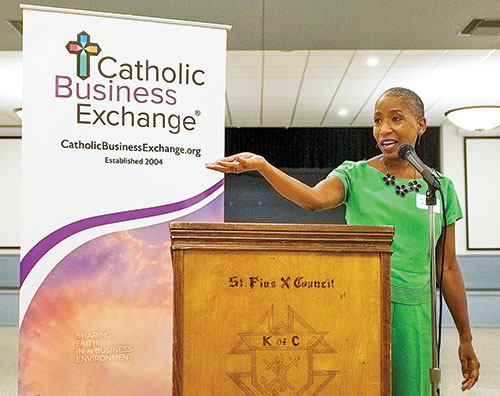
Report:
417,134,422,147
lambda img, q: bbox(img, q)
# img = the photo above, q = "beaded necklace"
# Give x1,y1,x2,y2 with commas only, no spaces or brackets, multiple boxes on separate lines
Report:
381,157,421,197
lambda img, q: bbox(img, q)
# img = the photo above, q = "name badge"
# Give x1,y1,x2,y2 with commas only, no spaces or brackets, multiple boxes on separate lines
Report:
416,193,441,214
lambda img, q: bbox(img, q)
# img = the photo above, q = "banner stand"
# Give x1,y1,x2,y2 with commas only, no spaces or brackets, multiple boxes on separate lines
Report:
20,5,229,395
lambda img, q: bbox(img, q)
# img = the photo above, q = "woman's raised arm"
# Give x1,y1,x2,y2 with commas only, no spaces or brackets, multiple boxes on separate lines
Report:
205,152,345,211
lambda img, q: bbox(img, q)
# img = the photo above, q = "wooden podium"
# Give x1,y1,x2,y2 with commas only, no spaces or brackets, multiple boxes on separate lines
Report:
170,222,394,396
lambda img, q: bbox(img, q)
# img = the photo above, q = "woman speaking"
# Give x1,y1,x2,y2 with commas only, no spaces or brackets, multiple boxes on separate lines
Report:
206,87,480,395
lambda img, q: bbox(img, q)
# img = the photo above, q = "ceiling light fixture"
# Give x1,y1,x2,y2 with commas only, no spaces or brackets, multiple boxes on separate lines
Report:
445,105,500,131
14,108,22,121
366,58,378,66
338,109,348,116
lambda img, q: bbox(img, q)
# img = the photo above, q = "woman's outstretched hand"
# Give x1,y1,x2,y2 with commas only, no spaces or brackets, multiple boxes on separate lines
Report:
205,152,266,174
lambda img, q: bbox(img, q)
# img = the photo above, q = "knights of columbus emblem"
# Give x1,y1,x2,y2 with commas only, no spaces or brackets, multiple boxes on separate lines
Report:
227,305,339,396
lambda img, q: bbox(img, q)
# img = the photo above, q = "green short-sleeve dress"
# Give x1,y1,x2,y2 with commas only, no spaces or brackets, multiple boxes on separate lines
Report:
329,160,462,396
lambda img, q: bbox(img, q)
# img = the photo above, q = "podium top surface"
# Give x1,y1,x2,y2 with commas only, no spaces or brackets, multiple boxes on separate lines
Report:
170,222,392,232
170,222,394,253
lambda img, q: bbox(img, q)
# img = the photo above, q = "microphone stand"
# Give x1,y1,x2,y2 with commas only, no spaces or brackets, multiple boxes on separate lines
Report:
427,185,440,396
397,144,443,395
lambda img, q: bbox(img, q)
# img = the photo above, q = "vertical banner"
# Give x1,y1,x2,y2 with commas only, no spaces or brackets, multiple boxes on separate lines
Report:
20,5,229,395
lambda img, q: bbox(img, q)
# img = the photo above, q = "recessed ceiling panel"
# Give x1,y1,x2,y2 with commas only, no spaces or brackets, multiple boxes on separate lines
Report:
394,52,447,67
307,51,354,67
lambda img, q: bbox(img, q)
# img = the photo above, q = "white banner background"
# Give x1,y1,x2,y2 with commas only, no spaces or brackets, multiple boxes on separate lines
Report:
21,7,227,258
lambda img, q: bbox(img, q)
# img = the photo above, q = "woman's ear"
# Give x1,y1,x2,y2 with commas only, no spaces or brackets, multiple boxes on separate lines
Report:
417,117,427,135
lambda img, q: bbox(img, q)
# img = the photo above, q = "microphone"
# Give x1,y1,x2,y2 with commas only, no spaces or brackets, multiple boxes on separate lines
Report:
398,144,441,190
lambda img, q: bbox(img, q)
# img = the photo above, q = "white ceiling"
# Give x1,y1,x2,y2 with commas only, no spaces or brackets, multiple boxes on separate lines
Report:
1,0,500,132
225,49,500,127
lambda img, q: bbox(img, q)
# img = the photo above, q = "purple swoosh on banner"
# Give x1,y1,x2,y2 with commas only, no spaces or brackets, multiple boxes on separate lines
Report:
20,179,224,286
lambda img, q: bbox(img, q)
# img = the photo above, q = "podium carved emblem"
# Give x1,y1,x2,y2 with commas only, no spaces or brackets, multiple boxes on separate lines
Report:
227,305,339,396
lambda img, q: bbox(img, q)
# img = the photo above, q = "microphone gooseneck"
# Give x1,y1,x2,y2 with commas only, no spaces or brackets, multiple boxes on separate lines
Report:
397,144,441,190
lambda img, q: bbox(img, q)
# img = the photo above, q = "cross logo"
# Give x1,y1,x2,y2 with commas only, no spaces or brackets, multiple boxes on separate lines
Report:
65,31,101,80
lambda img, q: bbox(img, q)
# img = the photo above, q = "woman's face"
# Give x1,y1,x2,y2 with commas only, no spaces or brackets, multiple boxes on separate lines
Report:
373,94,427,160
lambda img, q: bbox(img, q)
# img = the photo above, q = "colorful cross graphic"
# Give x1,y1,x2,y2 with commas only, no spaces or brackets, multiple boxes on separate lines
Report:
65,31,101,80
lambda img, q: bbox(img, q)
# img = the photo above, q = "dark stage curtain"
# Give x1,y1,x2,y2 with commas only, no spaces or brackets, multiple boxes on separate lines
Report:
225,127,441,171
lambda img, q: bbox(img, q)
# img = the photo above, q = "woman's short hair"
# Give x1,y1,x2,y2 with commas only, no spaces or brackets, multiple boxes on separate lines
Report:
378,87,425,119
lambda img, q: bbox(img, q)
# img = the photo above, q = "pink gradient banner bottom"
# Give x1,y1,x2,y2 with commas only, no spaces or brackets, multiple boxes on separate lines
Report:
19,196,223,395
